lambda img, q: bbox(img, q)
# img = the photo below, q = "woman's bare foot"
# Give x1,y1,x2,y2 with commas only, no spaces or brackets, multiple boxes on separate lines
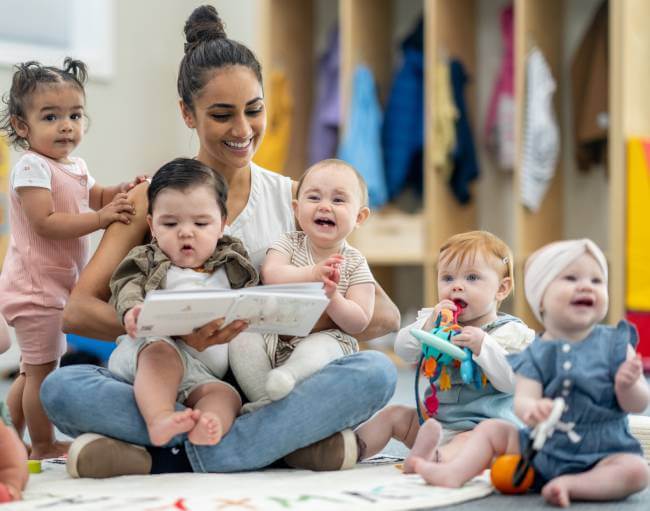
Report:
147,409,198,446
188,412,223,445
414,457,465,488
542,479,571,508
29,440,71,460
404,419,442,473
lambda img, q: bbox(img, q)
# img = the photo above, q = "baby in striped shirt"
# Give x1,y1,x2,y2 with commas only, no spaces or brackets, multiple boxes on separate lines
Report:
230,159,375,411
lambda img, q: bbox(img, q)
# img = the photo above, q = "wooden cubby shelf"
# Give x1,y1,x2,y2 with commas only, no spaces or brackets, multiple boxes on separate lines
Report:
259,0,650,327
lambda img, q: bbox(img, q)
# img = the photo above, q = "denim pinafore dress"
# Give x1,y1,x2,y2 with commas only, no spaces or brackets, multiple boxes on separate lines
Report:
433,313,524,431
510,320,643,482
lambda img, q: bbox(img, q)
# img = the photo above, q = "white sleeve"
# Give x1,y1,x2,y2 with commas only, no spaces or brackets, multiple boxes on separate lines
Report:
73,156,96,190
473,333,514,392
489,321,536,353
10,153,52,190
85,172,96,190
394,307,434,364
473,322,536,393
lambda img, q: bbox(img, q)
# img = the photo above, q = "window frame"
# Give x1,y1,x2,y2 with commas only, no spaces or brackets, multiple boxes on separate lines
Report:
0,0,114,81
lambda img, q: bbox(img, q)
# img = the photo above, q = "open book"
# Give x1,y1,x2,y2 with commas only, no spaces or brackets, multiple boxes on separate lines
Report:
135,283,330,338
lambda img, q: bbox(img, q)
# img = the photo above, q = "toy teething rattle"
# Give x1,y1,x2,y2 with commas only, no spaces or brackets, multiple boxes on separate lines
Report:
412,303,487,423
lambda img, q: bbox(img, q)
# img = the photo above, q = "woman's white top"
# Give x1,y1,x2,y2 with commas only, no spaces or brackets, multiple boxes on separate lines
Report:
224,162,295,270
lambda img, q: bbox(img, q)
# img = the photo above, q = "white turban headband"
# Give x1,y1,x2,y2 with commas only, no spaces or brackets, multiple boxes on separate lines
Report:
524,238,608,323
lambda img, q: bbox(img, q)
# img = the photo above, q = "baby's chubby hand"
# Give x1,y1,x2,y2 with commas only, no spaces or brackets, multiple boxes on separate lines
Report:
97,192,134,228
312,254,344,282
452,326,485,355
119,174,149,193
322,264,341,299
521,398,554,426
423,299,457,331
124,304,143,338
312,255,343,298
615,355,643,390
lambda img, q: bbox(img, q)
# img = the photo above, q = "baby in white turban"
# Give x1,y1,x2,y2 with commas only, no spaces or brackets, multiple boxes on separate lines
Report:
524,238,608,327
413,238,649,507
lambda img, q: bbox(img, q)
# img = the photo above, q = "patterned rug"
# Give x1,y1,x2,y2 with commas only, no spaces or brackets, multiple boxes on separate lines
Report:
5,455,493,511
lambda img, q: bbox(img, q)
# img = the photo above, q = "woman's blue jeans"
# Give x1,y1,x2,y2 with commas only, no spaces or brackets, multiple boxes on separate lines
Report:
41,350,397,473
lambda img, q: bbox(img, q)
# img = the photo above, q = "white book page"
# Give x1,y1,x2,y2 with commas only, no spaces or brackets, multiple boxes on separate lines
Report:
136,286,329,338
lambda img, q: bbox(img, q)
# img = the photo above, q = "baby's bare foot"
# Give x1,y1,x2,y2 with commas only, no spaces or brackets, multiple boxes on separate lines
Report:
188,412,223,445
0,482,12,503
542,479,571,508
148,409,197,446
414,457,465,488
404,419,442,473
7,483,21,502
29,440,71,460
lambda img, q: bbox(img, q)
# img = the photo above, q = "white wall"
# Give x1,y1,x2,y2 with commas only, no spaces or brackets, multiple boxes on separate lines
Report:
1,0,262,194
0,0,262,368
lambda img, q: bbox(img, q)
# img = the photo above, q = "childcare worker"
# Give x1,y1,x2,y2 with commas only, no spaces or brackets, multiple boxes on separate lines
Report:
41,4,400,478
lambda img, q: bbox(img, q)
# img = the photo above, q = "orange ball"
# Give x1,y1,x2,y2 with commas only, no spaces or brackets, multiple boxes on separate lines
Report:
490,454,534,494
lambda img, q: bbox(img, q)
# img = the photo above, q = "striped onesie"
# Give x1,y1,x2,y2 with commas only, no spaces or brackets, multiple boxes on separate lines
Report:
264,231,374,365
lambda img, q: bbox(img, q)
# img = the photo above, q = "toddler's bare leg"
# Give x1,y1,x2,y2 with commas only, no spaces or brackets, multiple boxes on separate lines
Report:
542,453,649,508
22,361,69,459
404,419,443,473
135,342,197,446
6,374,25,439
414,419,519,488
228,332,273,412
185,382,241,445
266,333,344,401
438,430,473,462
0,423,28,501
355,405,421,461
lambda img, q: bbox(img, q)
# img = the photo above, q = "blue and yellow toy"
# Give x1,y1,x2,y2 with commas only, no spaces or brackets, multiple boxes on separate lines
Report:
412,306,487,422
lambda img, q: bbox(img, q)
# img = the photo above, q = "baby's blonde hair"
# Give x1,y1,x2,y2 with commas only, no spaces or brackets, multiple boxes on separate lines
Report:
438,230,514,297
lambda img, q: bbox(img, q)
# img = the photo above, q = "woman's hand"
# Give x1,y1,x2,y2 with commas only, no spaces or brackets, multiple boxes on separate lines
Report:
180,318,249,351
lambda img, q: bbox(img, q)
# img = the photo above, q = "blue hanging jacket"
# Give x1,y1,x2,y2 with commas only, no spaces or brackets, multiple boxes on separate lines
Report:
449,59,480,204
338,66,388,209
382,21,424,200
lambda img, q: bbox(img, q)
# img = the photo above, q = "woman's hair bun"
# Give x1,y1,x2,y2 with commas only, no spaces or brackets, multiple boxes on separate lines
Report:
184,5,227,54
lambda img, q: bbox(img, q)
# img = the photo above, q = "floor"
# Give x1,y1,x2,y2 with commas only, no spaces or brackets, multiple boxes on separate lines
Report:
1,349,650,510
382,363,650,510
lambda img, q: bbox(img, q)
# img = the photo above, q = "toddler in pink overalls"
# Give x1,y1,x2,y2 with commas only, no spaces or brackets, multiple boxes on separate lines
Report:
0,59,142,459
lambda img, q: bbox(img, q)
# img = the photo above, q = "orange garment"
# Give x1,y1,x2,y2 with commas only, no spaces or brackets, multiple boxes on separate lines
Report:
626,138,650,310
253,70,293,174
